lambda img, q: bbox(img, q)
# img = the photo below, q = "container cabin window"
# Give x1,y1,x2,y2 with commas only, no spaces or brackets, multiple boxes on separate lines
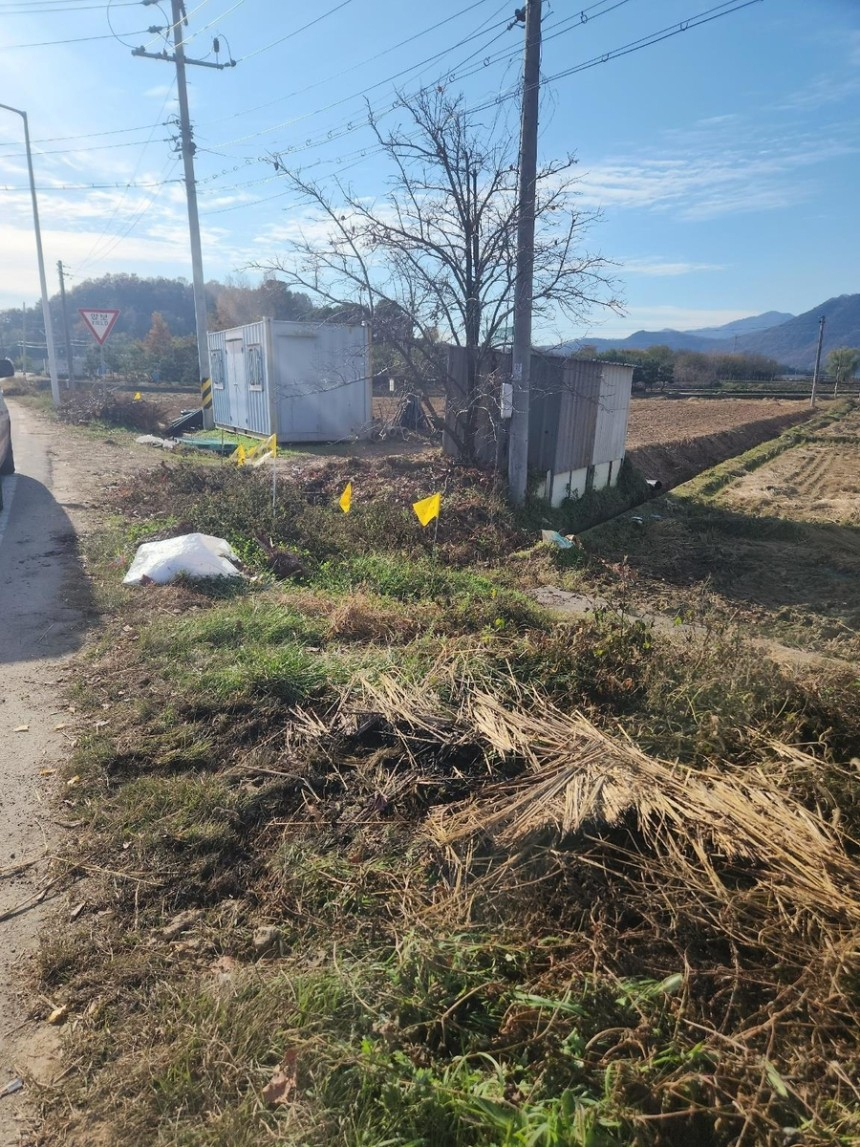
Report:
247,344,264,391
211,349,225,390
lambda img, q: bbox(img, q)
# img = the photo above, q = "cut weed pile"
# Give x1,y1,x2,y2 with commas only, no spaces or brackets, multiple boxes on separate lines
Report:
38,433,860,1147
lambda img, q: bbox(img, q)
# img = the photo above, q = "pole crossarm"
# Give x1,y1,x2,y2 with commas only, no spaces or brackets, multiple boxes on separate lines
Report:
131,48,236,69
132,0,235,429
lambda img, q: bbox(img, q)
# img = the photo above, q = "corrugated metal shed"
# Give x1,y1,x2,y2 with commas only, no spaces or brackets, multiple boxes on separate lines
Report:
444,345,633,504
592,362,633,462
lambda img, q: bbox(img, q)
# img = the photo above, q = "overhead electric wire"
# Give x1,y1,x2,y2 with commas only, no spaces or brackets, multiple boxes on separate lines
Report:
199,0,611,178
76,156,183,270
0,136,172,160
5,28,149,48
0,1,137,11
235,0,353,63
0,179,183,190
207,2,512,151
137,0,216,53
174,0,246,52
199,0,501,127
200,0,621,168
198,0,758,204
78,77,180,271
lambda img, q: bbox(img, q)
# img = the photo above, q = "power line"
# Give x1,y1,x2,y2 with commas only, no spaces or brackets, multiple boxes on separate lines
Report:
198,0,501,130
207,4,512,152
198,0,760,201
28,122,176,144
0,136,172,160
77,79,180,271
198,0,624,176
235,0,354,63
136,0,215,54
0,178,183,190
5,29,150,49
0,1,136,10
78,157,183,270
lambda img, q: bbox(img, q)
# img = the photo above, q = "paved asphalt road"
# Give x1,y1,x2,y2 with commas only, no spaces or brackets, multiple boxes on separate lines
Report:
0,401,94,1146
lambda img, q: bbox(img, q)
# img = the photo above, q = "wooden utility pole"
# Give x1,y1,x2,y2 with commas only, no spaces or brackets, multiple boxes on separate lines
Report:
133,1,235,429
507,0,542,505
57,260,75,388
809,315,825,407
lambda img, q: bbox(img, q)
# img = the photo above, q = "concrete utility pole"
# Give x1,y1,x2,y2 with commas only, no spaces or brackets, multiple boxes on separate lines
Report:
809,315,825,407
133,1,236,429
507,0,542,505
0,103,60,407
21,302,26,378
57,260,75,388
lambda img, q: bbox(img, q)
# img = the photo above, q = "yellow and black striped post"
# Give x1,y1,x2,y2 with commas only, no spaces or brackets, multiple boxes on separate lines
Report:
200,376,214,430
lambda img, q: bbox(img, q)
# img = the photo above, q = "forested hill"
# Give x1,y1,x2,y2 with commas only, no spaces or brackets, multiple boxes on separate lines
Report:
0,274,322,352
566,295,860,370
735,295,860,368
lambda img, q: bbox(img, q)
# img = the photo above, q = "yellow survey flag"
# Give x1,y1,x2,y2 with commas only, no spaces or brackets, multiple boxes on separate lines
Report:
339,482,352,514
412,492,441,527
133,391,142,401
263,433,277,458
231,443,247,466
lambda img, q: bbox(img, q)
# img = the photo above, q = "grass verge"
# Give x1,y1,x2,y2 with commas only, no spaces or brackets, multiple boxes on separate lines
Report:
35,421,860,1147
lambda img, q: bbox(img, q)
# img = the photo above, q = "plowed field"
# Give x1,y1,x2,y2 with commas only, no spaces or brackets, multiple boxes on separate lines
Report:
625,397,811,448
721,406,860,526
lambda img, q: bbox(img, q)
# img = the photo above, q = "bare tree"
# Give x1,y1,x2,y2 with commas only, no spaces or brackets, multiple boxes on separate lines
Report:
256,89,619,463
826,346,860,396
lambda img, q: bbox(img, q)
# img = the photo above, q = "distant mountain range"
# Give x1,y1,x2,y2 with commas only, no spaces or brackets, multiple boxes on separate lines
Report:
565,295,860,369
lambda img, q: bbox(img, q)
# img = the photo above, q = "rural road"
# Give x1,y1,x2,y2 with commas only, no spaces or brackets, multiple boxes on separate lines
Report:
0,400,95,1146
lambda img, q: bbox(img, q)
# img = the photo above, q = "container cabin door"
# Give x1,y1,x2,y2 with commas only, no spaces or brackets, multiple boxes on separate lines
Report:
223,341,247,431
224,338,249,429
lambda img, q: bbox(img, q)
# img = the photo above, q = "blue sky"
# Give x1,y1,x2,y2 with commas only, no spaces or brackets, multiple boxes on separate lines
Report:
1,0,857,339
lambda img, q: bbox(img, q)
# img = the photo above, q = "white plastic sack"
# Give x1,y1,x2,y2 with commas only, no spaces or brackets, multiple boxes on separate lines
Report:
123,533,241,585
135,434,178,450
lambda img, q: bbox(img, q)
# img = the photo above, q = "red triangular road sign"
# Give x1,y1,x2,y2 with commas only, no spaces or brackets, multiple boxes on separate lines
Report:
78,308,120,346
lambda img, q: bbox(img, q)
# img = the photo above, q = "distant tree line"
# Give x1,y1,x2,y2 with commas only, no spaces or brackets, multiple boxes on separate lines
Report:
3,271,856,395
576,344,785,390
0,273,328,384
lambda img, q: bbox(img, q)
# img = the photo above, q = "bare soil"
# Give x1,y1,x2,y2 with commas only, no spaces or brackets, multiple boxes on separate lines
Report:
625,399,814,490
722,406,860,526
624,396,813,447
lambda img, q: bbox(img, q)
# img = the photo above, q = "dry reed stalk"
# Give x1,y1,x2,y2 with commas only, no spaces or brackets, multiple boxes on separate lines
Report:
348,676,860,929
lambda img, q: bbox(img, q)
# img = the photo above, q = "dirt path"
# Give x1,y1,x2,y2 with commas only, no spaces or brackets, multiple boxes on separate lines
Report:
0,402,101,1146
532,585,854,672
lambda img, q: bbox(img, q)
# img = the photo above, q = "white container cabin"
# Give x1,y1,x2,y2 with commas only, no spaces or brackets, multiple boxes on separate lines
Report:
208,319,371,442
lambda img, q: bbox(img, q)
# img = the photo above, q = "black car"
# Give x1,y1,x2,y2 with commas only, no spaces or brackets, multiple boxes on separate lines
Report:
1,387,13,476
0,387,12,512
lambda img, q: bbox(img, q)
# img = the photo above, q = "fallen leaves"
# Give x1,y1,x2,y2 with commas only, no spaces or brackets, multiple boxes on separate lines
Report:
261,1050,298,1107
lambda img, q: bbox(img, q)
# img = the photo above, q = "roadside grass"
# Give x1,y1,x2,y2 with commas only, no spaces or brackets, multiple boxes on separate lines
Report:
35,417,860,1147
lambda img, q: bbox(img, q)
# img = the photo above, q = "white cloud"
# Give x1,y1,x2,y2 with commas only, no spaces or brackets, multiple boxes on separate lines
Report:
621,258,726,277
577,121,858,221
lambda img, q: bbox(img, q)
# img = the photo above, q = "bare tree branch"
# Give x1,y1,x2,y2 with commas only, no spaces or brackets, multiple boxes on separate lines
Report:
253,88,620,463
